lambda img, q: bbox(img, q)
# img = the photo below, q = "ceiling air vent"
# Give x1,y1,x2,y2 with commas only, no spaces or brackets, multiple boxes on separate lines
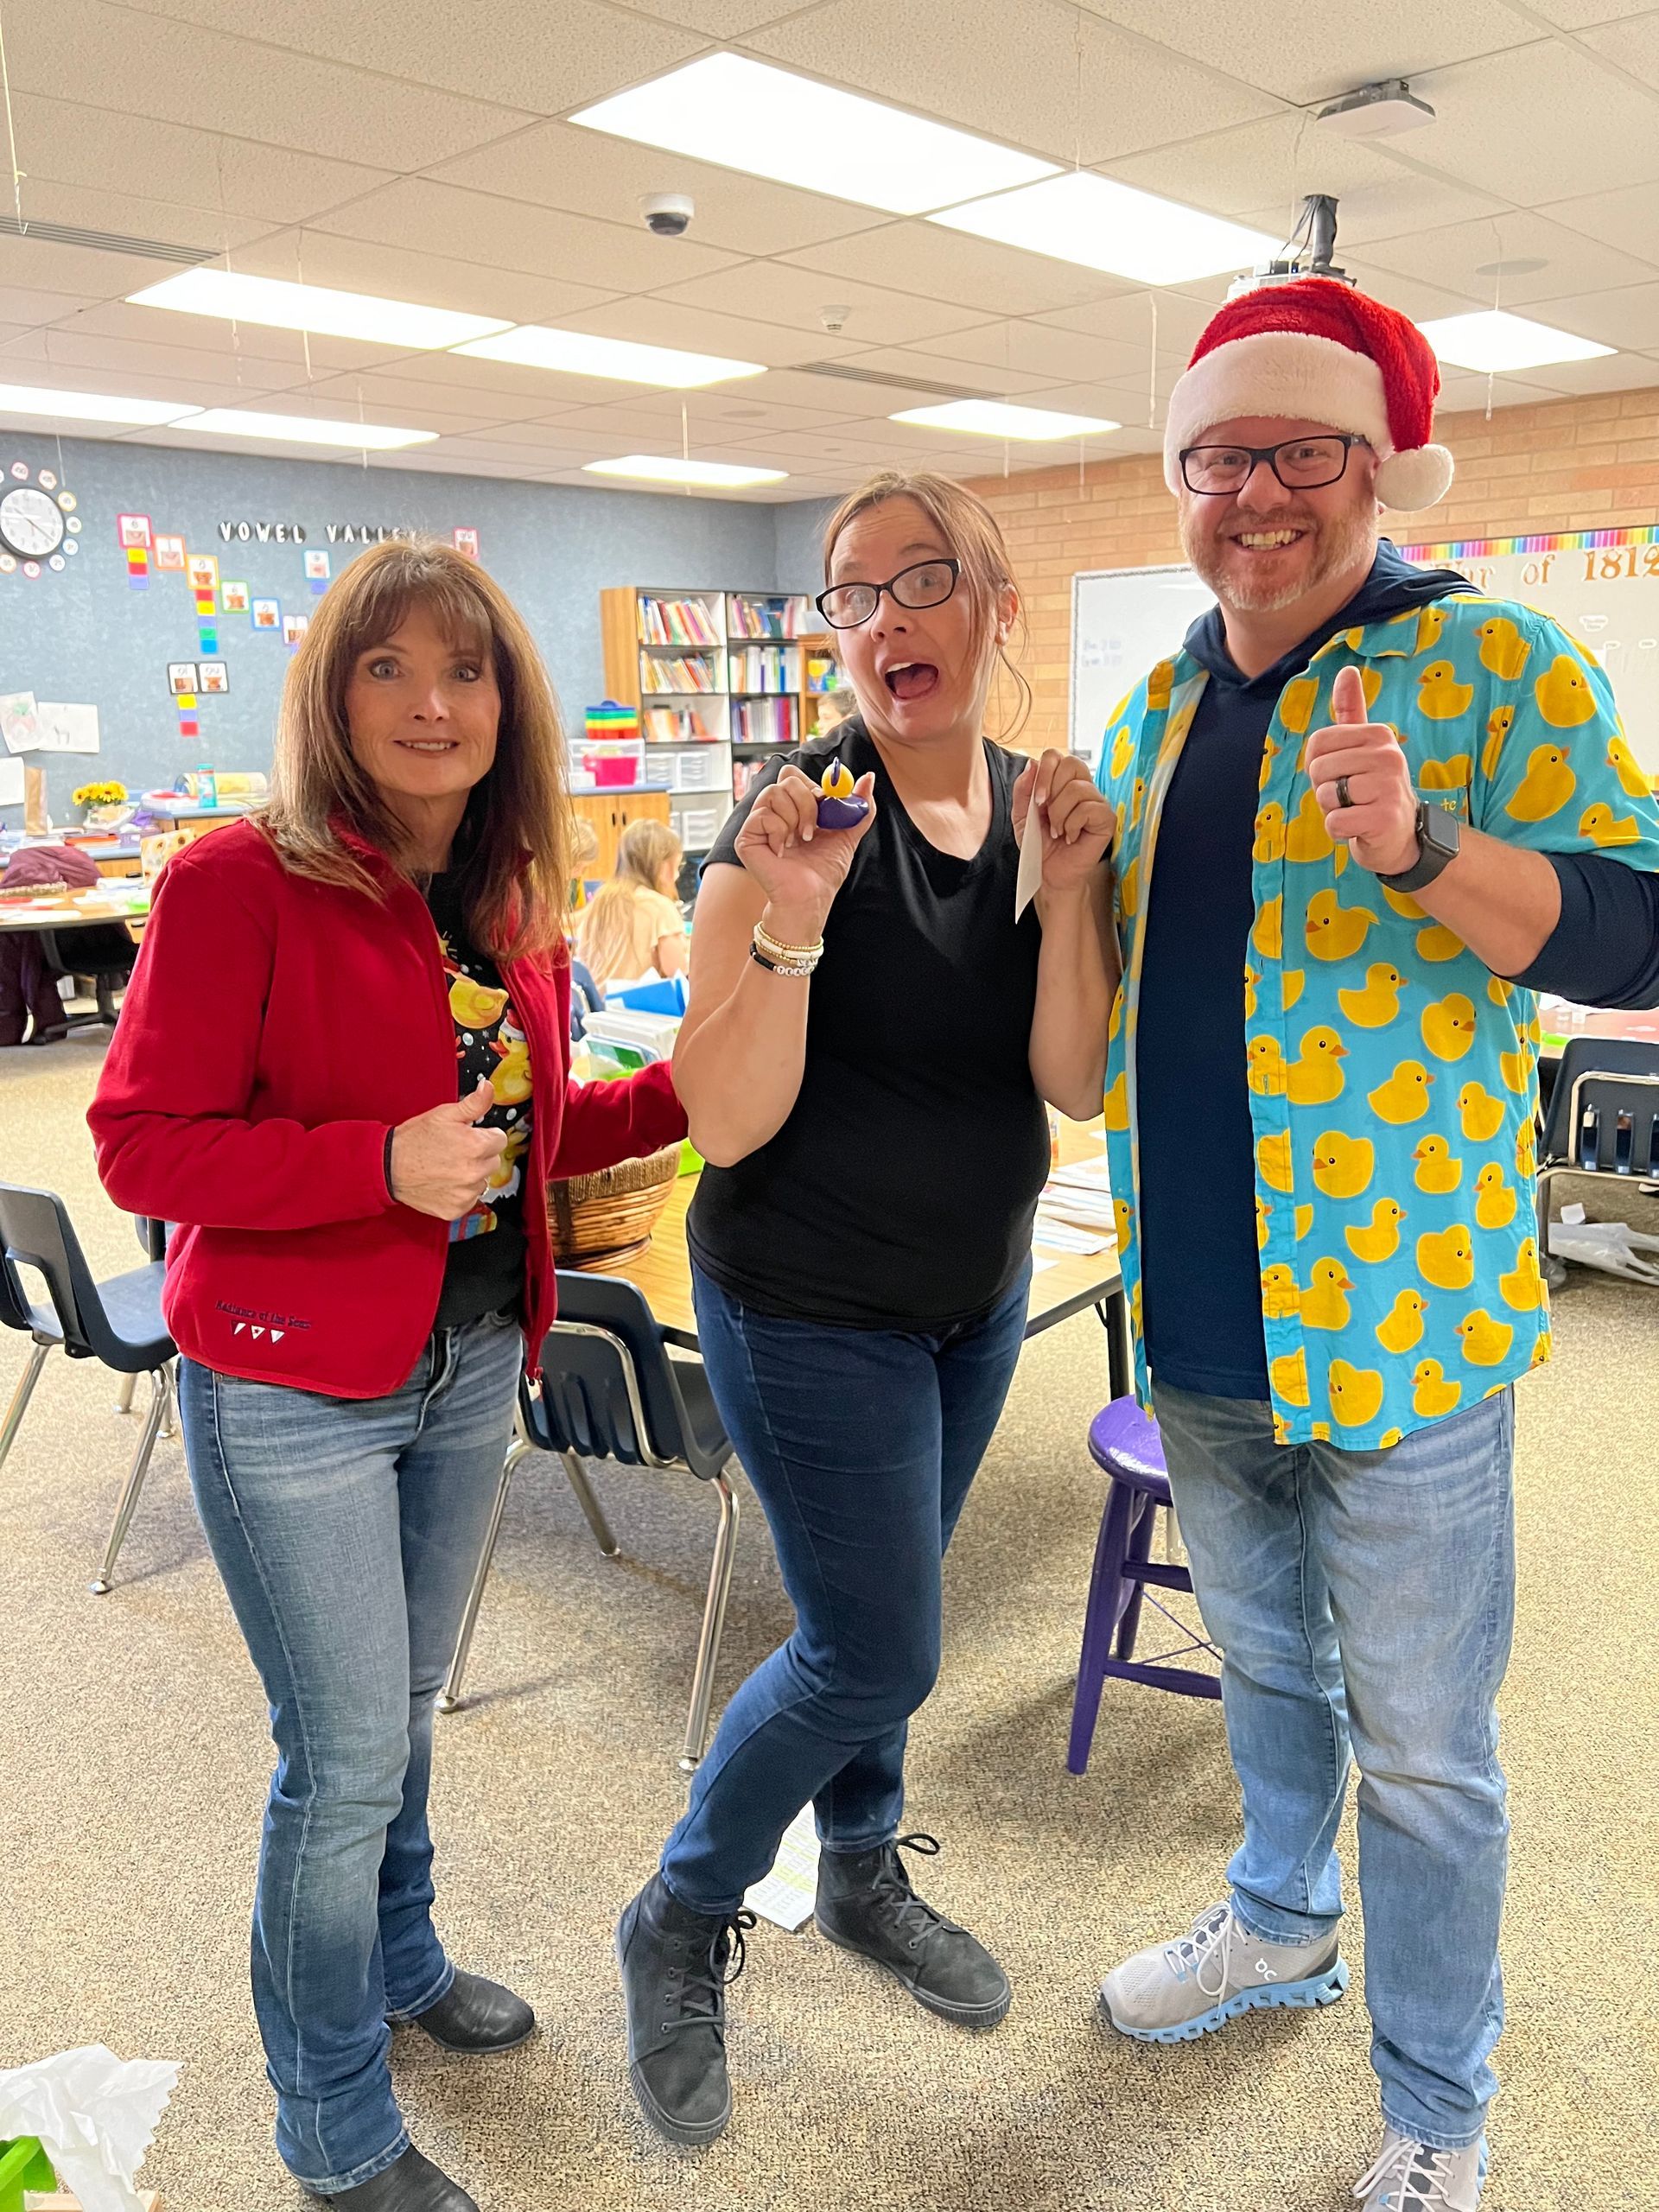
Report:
0,216,217,266
787,360,1001,402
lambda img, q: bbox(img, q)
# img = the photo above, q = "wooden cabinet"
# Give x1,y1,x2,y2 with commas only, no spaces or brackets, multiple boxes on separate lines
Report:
569,788,671,880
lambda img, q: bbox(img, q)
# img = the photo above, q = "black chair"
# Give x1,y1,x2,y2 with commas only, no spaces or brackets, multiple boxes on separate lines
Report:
439,1271,740,1774
38,923,137,1032
0,1183,176,1591
1538,1038,1659,1287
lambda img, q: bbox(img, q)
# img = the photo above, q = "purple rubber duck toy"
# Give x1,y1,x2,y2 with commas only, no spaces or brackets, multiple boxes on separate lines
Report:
815,759,869,830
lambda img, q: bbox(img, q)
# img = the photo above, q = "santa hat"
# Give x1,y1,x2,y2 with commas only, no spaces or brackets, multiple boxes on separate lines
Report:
1163,277,1453,512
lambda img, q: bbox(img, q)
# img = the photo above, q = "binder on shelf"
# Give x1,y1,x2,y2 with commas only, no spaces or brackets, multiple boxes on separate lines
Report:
728,592,809,641
727,644,803,696
732,696,799,746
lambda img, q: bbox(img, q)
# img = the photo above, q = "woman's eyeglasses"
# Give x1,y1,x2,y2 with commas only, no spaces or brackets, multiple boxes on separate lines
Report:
1179,434,1368,496
815,557,961,631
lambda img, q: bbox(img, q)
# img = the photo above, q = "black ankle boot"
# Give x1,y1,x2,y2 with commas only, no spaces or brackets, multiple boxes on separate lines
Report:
815,1832,1011,2027
409,1968,535,2055
615,1873,754,2146
319,2145,476,2209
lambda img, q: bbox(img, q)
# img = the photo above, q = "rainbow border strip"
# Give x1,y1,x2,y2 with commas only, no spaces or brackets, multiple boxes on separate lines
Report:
1399,524,1659,560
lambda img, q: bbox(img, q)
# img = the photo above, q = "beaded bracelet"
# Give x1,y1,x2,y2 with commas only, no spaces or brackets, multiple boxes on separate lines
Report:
753,919,825,965
749,941,817,979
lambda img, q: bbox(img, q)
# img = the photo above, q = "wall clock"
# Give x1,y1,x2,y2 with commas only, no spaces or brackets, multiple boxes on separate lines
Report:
0,483,66,559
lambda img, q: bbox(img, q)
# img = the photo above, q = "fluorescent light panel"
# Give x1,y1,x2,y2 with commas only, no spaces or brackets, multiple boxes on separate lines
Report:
571,52,1056,216
129,269,511,350
931,171,1279,285
0,383,200,425
893,398,1120,441
182,409,436,449
1417,309,1614,372
583,454,787,488
455,327,763,389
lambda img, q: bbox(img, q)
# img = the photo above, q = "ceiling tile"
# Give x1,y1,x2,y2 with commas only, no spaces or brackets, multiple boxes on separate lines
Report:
1338,260,1486,319
1035,289,1218,355
1105,109,1461,220
822,342,1068,397
1576,10,1659,90
1406,41,1659,202
0,235,206,302
1077,0,1539,105
425,122,883,256
0,179,272,259
1360,210,1659,305
783,226,1136,316
224,233,619,327
1,327,315,395
904,319,1159,384
648,260,997,346
1539,179,1659,263
9,0,533,171
0,284,104,328
311,180,740,289
1525,281,1659,349
1518,347,1659,395
45,299,421,378
118,0,707,118
749,0,1280,167
1433,370,1583,412
625,2,806,32
1520,0,1653,21
9,92,394,230
555,293,861,366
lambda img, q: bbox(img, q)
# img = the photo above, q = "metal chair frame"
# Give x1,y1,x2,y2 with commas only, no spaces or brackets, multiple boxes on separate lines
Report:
440,1309,740,1777
1536,1044,1659,1287
0,1184,176,1592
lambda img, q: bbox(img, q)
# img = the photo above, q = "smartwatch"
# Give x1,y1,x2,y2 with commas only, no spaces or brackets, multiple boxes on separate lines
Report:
1379,800,1460,894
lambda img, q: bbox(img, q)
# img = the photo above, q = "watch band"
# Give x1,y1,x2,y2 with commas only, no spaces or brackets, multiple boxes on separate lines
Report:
1379,801,1460,894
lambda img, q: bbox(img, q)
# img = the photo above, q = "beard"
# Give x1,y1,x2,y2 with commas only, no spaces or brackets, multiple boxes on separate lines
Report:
1182,494,1377,613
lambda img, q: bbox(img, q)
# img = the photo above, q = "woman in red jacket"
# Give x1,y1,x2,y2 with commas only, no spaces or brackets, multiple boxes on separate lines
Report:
89,539,684,2212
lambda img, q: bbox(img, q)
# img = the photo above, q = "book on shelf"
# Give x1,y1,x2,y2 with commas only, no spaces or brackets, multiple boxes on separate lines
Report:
733,695,799,746
637,594,721,647
641,652,718,693
728,593,809,641
727,643,803,695
644,704,715,744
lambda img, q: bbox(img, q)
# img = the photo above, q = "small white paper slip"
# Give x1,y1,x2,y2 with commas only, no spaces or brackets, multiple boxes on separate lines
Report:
743,1802,820,1931
1014,782,1046,919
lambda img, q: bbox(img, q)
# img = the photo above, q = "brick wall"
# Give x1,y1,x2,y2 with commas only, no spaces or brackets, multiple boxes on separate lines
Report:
964,386,1659,753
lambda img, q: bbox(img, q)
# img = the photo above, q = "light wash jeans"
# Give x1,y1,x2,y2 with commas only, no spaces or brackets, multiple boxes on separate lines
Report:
1153,1384,1515,2152
178,1310,523,2193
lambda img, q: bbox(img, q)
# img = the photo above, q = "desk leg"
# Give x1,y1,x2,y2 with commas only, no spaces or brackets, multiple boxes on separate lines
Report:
1099,1287,1132,1402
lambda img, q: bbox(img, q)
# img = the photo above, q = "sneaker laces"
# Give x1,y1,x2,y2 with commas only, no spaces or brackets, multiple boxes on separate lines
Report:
1354,2135,1465,2208
674,1909,755,2033
1161,1903,1245,2001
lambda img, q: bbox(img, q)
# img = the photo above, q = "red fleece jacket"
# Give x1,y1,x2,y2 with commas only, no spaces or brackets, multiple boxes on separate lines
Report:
87,820,685,1398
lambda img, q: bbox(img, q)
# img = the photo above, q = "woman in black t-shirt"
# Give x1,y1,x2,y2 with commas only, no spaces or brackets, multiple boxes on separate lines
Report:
615,471,1119,2147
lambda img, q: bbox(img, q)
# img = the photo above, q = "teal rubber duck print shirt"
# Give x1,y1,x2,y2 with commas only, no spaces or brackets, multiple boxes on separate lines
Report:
1096,594,1659,1450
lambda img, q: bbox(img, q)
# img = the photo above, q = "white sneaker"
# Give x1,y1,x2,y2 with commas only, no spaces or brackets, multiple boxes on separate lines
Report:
1354,2127,1486,2210
1098,1900,1347,2044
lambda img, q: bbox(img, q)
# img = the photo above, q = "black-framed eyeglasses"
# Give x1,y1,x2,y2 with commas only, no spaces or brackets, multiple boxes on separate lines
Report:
816,556,960,631
1179,434,1370,496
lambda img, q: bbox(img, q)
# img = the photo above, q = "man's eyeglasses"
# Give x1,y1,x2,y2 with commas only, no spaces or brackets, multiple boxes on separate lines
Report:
1179,434,1369,497
816,556,960,631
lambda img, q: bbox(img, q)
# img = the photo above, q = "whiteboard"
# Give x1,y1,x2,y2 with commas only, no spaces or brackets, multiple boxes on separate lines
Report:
1069,564,1215,765
1069,541,1659,771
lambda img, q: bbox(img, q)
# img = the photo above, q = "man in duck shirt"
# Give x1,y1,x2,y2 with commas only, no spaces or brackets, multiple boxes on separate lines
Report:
1091,278,1659,2208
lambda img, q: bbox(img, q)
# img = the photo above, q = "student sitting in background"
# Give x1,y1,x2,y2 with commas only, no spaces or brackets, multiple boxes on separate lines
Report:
0,842,114,1046
574,818,685,990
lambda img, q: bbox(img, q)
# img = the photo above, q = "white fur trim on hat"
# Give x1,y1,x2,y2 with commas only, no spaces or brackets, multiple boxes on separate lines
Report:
1372,443,1454,511
1164,331,1440,509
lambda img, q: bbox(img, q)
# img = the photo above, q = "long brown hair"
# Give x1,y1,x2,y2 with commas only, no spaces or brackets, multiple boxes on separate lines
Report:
264,537,570,962
821,469,1033,743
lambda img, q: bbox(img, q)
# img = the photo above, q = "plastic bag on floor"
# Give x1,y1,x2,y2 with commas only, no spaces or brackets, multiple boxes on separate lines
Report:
1548,1207,1659,1283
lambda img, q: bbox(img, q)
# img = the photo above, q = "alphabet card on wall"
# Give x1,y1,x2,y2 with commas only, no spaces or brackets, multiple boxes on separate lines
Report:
155,534,186,571
221,580,250,613
199,662,228,695
283,613,308,648
118,512,152,588
453,527,480,561
167,663,199,697
251,598,280,631
304,549,330,594
187,554,219,596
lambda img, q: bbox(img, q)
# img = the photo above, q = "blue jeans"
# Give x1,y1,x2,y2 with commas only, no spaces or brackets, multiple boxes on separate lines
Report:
661,1264,1031,1915
178,1311,523,2193
1154,1384,1516,2152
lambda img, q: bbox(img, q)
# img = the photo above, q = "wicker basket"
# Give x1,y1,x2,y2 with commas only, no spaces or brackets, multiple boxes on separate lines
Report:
547,1142,681,1268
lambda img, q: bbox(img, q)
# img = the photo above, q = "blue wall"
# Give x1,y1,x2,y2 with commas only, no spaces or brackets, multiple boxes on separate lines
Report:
0,429,786,823
772,495,835,599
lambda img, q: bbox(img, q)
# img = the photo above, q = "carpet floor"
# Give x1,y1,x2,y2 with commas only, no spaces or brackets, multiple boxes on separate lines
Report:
2,1033,1655,2212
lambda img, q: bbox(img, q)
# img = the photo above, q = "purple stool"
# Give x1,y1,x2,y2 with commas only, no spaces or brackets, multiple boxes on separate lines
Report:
1068,1397,1221,1775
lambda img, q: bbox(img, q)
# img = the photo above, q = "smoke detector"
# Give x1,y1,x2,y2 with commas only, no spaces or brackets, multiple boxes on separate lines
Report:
1317,79,1435,139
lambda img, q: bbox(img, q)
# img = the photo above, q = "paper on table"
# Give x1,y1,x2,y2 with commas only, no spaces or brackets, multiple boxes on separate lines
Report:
1014,781,1045,920
35,702,100,754
744,1802,820,1931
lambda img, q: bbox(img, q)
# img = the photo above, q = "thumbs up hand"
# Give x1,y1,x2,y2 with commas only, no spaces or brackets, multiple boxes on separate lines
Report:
389,1077,510,1220
1305,663,1420,877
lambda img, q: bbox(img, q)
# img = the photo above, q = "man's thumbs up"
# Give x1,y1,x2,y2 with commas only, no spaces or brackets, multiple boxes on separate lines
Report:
1305,661,1421,880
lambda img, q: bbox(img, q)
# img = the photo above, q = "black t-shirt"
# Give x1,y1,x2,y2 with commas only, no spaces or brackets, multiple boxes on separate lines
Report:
425,870,531,1331
688,716,1047,1329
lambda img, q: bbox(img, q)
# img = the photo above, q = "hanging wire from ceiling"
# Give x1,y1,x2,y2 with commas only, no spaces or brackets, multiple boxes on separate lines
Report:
0,0,25,232
215,137,245,391
1147,292,1158,430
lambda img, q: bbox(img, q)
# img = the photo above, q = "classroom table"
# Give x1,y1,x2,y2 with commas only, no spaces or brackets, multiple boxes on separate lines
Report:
0,888,149,939
601,1120,1133,1397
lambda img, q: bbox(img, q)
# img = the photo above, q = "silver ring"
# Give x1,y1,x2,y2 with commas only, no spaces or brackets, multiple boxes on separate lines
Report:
1336,774,1353,811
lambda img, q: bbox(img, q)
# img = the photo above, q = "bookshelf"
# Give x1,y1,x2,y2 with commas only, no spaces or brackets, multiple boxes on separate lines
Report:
600,585,840,853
